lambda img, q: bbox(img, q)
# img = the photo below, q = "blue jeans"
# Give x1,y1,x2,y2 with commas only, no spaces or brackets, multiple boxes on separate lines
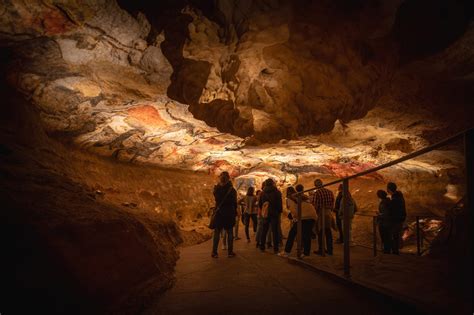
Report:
212,227,233,254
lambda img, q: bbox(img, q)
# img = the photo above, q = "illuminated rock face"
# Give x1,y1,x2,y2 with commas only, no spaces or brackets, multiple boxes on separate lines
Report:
0,0,472,311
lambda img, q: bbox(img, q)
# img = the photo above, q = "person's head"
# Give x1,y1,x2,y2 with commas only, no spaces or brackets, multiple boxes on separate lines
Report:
377,190,388,200
295,184,304,193
219,171,230,185
264,178,275,188
286,186,297,197
247,186,255,196
387,182,397,194
314,179,323,189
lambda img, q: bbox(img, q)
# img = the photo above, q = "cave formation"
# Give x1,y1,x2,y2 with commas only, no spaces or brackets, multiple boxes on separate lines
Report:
0,0,472,313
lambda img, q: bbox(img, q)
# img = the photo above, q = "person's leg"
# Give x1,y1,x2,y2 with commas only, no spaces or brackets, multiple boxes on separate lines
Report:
267,226,272,247
227,227,234,254
251,214,258,233
392,223,401,254
278,214,284,242
378,224,385,250
349,218,353,242
271,216,280,253
222,229,227,249
256,217,263,246
326,228,333,254
317,228,323,253
284,224,297,253
383,224,393,254
234,217,240,240
260,218,270,250
336,214,343,242
244,214,250,240
212,228,221,255
302,219,314,256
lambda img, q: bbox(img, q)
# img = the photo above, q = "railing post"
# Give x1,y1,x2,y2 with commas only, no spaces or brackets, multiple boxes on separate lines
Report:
373,216,377,257
321,203,326,257
416,216,421,256
342,179,351,278
297,194,303,258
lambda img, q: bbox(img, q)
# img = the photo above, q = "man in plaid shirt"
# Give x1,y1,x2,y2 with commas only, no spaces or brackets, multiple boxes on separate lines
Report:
311,179,334,255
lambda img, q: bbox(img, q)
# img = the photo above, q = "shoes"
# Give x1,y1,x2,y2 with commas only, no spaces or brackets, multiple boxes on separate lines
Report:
228,252,236,258
313,250,322,255
235,237,241,240
298,254,305,259
211,253,218,258
277,252,289,258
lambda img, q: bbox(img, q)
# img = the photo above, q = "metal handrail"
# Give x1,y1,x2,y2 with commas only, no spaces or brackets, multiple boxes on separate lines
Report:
294,127,471,196
293,127,473,278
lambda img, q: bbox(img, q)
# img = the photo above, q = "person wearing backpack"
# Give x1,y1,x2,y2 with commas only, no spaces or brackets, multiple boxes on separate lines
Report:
279,184,317,258
258,178,283,254
387,182,406,255
211,171,238,258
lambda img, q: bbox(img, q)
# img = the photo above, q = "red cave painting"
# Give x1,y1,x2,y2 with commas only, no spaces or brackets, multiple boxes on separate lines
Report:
127,105,167,127
323,161,384,181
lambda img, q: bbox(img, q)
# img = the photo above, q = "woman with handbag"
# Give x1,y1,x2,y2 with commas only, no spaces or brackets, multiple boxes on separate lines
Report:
211,171,238,258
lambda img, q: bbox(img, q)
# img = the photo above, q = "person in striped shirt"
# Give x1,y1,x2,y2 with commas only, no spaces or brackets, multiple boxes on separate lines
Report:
311,179,335,255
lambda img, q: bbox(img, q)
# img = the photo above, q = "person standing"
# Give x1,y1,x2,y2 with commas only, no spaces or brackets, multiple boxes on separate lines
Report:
312,179,335,256
259,178,283,254
211,171,238,258
255,188,264,248
279,185,317,258
387,182,407,255
334,184,344,243
337,188,356,244
242,187,258,242
376,190,391,252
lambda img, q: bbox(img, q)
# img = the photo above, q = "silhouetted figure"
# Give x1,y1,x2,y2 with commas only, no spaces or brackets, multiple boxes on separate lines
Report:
211,171,237,258
259,178,283,254
312,179,335,255
255,188,264,248
386,182,407,255
334,184,344,243
376,190,391,252
241,187,258,242
279,185,317,258
337,188,356,244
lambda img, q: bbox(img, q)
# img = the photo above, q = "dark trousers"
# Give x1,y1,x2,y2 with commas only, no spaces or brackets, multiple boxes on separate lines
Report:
318,228,333,254
285,219,315,255
260,216,279,253
335,213,343,241
382,223,402,254
212,227,233,254
244,213,258,239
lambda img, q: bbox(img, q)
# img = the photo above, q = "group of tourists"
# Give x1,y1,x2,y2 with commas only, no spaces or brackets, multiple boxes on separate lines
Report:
210,171,406,258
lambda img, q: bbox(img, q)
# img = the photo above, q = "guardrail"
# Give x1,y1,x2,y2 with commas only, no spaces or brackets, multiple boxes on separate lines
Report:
293,127,473,278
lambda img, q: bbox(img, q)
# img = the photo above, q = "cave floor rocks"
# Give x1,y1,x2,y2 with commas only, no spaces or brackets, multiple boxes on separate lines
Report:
145,239,423,315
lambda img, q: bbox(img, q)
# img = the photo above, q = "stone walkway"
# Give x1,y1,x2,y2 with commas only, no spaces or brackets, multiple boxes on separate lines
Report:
144,239,423,315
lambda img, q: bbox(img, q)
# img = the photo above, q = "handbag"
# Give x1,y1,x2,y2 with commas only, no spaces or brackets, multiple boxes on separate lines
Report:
208,185,234,229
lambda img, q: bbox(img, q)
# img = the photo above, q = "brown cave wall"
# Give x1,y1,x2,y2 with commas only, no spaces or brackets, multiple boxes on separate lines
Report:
0,77,214,313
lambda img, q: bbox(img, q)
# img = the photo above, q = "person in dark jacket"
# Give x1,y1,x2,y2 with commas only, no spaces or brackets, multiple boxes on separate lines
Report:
334,184,344,243
211,171,238,258
387,182,406,255
258,178,283,254
376,190,391,253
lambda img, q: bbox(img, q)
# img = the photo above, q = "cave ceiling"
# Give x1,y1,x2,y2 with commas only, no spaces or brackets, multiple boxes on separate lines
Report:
0,0,473,187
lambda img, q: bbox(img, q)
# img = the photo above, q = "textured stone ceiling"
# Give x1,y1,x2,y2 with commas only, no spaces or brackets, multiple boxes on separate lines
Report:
0,0,472,210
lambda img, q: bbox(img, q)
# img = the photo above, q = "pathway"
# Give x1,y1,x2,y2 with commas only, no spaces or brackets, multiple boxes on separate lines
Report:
145,239,423,315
